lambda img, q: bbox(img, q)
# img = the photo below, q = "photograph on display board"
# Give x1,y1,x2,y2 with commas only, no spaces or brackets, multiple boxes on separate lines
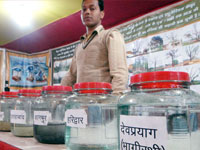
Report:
53,58,72,85
6,52,50,89
118,0,200,93
51,42,79,85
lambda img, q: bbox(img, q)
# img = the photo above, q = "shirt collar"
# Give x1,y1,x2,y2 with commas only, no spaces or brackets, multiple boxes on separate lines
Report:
80,25,104,41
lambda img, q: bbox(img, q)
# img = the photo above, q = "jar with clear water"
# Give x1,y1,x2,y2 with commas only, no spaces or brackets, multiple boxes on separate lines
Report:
65,82,118,150
33,86,72,144
11,89,41,137
118,71,200,150
0,92,18,131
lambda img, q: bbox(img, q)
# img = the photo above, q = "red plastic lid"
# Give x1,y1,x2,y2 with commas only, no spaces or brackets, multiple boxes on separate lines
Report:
2,92,18,98
74,82,112,94
131,71,190,89
42,86,72,92
19,89,42,97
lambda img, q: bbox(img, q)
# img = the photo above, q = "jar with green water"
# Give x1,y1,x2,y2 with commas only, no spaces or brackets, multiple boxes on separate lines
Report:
0,92,18,131
11,89,41,137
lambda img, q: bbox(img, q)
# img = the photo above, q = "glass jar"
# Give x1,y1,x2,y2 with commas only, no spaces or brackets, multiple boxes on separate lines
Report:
0,92,18,131
10,89,41,137
118,71,200,150
33,85,72,144
65,82,118,150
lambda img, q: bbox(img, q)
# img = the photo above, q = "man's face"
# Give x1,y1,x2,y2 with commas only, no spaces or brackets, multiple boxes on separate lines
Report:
81,0,104,28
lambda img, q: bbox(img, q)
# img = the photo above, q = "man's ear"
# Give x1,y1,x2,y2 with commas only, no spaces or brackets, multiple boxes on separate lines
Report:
100,11,104,20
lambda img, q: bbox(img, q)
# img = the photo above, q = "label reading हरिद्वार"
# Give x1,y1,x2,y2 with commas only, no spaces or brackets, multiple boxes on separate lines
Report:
34,111,51,126
10,110,26,124
0,112,4,121
65,109,87,128
120,115,167,150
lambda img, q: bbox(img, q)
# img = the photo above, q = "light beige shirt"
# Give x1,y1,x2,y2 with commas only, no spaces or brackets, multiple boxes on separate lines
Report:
61,25,128,94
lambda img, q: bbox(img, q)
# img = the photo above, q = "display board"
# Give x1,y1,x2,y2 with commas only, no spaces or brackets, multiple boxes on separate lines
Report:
6,51,50,90
51,42,79,85
118,0,200,93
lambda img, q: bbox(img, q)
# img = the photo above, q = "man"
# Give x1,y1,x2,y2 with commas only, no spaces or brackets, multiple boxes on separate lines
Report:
61,0,128,94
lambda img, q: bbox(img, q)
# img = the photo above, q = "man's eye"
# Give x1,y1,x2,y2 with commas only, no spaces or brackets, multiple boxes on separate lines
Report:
83,8,87,12
90,7,95,11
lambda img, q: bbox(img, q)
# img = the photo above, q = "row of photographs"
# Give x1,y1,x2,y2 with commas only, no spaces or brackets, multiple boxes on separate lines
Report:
125,21,200,57
126,21,200,93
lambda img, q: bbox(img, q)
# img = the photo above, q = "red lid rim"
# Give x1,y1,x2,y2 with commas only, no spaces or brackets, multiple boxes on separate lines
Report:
131,71,190,84
18,89,42,94
74,82,112,90
42,86,72,92
2,92,19,96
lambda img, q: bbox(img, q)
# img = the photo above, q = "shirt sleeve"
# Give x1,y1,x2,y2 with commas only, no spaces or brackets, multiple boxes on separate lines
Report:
106,30,128,94
61,50,77,87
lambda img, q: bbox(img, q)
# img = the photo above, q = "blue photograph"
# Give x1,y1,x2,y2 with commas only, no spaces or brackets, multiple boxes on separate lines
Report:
9,55,49,87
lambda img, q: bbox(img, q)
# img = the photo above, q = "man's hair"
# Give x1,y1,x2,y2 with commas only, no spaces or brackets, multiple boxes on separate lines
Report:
98,0,104,11
82,0,104,11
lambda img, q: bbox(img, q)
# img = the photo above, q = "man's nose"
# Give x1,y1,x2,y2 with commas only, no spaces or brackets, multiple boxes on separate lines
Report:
85,8,91,14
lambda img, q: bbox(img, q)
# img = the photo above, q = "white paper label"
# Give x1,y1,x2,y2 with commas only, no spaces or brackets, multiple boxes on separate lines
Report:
34,111,51,126
65,109,87,128
10,110,26,124
0,112,4,121
120,115,167,150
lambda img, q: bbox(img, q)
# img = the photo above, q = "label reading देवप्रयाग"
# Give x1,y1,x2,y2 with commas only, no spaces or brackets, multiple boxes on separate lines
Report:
120,115,168,150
